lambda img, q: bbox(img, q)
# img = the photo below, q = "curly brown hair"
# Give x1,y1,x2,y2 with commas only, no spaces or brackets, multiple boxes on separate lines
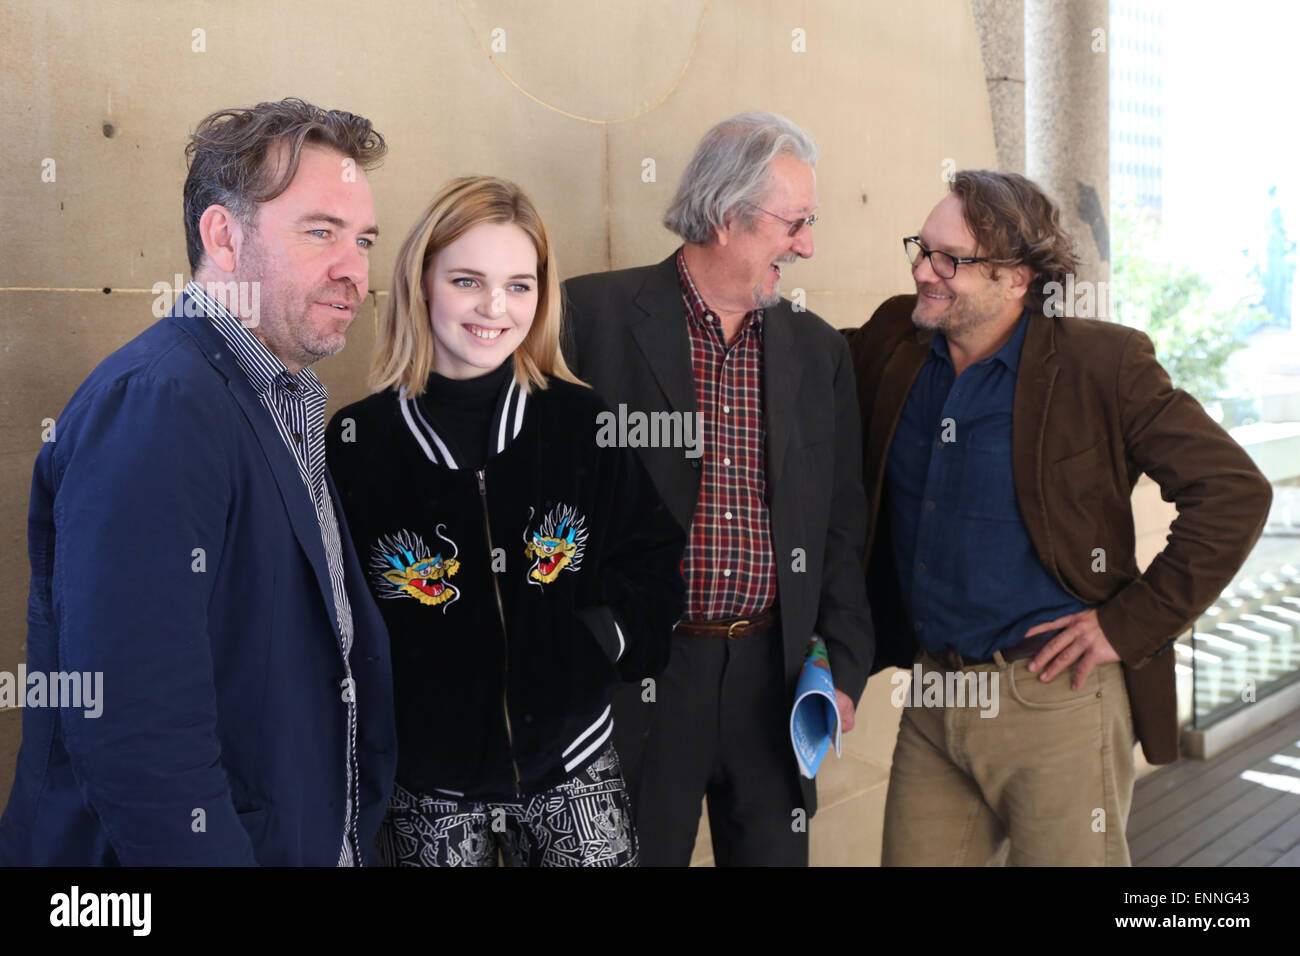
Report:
182,97,387,272
949,170,1078,314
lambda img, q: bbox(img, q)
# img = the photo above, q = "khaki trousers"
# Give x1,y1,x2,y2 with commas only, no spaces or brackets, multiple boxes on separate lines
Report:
881,651,1137,866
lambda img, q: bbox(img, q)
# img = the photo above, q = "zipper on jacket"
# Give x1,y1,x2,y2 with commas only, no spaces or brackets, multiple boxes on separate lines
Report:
477,468,523,796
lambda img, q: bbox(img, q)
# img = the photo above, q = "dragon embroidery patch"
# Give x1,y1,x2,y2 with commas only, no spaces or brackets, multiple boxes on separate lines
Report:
370,527,461,610
522,503,588,587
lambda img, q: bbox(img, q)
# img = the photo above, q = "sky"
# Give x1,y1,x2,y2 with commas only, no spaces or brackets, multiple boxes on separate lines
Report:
1157,0,1300,307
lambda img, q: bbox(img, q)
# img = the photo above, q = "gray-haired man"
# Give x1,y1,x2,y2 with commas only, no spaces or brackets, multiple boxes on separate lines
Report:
562,113,875,865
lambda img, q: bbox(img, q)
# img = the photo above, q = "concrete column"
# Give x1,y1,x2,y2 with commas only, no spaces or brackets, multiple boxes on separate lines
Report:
1025,0,1110,286
970,0,1025,175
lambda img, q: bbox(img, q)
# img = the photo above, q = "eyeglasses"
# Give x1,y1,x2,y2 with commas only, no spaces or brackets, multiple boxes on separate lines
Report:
746,202,820,237
903,236,992,279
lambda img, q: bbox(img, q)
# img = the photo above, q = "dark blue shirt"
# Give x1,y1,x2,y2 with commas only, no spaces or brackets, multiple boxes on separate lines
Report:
885,310,1088,659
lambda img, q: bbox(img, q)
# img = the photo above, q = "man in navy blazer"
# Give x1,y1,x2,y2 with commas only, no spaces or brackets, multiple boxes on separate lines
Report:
0,98,397,865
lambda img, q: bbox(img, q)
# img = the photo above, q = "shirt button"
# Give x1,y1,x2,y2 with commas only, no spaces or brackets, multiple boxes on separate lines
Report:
724,511,733,520
285,381,297,392
723,457,731,466
722,569,732,578
925,500,936,511
917,562,927,573
914,622,924,632
292,432,303,443
723,405,731,414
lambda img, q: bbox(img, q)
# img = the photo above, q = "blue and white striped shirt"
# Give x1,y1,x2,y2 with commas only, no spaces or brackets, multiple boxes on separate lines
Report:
186,281,360,866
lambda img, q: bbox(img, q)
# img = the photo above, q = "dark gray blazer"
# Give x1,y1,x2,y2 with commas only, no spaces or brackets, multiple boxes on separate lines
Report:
562,252,875,810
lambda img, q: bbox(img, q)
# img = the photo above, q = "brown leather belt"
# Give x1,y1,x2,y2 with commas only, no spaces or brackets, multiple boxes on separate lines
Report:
930,632,1054,670
674,609,776,640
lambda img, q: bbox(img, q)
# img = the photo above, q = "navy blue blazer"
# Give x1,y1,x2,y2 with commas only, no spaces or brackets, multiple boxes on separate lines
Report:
0,295,396,865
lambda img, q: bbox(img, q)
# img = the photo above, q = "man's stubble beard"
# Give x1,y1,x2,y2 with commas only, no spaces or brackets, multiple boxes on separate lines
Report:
754,283,781,309
239,238,348,370
912,287,1000,338
754,254,797,310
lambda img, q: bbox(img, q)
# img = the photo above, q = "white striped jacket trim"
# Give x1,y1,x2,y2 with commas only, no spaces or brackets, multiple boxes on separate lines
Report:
398,376,527,468
613,620,626,661
562,704,614,772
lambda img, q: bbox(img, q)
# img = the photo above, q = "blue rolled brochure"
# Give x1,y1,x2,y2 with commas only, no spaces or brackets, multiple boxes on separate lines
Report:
790,635,842,778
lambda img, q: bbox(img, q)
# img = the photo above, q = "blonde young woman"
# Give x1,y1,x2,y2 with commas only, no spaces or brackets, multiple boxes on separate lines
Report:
326,177,685,867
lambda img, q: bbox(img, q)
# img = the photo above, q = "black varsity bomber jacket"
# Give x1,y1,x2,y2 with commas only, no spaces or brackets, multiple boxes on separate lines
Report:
325,374,686,800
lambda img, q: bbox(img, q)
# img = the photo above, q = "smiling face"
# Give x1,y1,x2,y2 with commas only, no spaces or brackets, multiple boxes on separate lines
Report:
720,152,816,309
235,143,377,372
910,193,1020,336
424,221,539,380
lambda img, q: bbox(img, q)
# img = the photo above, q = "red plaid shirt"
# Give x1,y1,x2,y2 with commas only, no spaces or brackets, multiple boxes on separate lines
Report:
676,248,778,620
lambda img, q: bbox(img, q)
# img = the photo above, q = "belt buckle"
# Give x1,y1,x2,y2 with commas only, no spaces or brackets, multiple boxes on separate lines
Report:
726,618,751,640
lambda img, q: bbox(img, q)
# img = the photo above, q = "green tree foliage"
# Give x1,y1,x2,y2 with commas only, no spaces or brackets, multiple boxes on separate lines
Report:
1111,204,1259,406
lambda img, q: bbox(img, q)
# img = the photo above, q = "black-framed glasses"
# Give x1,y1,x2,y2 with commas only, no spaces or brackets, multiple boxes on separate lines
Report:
903,236,990,279
746,202,820,237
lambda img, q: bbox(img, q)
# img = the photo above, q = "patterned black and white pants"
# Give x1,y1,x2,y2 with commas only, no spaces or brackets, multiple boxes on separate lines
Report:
378,745,638,867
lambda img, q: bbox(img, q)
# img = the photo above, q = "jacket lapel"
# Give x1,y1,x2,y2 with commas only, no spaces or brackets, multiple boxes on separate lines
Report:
169,298,343,638
763,305,801,484
629,255,698,416
866,330,931,539
1012,316,1060,577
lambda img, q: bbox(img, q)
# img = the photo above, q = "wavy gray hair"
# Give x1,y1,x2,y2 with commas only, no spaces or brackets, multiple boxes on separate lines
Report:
664,112,818,244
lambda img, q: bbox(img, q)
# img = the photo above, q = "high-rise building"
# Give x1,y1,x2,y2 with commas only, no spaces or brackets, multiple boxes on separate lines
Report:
1109,0,1164,218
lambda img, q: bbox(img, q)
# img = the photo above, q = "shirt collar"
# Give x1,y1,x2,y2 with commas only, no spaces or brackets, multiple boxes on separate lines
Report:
675,247,765,338
185,280,327,402
931,307,1030,373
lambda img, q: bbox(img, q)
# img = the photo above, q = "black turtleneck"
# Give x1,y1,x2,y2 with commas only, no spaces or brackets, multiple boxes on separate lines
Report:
417,359,514,470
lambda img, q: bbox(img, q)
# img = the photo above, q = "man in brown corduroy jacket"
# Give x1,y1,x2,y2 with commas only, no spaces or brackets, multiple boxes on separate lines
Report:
847,170,1272,866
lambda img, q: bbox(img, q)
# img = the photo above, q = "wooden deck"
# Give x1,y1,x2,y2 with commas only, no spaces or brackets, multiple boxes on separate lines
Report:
1129,709,1300,866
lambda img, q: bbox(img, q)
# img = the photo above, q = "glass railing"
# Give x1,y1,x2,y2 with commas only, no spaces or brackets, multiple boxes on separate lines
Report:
1182,380,1300,729
1186,525,1300,728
